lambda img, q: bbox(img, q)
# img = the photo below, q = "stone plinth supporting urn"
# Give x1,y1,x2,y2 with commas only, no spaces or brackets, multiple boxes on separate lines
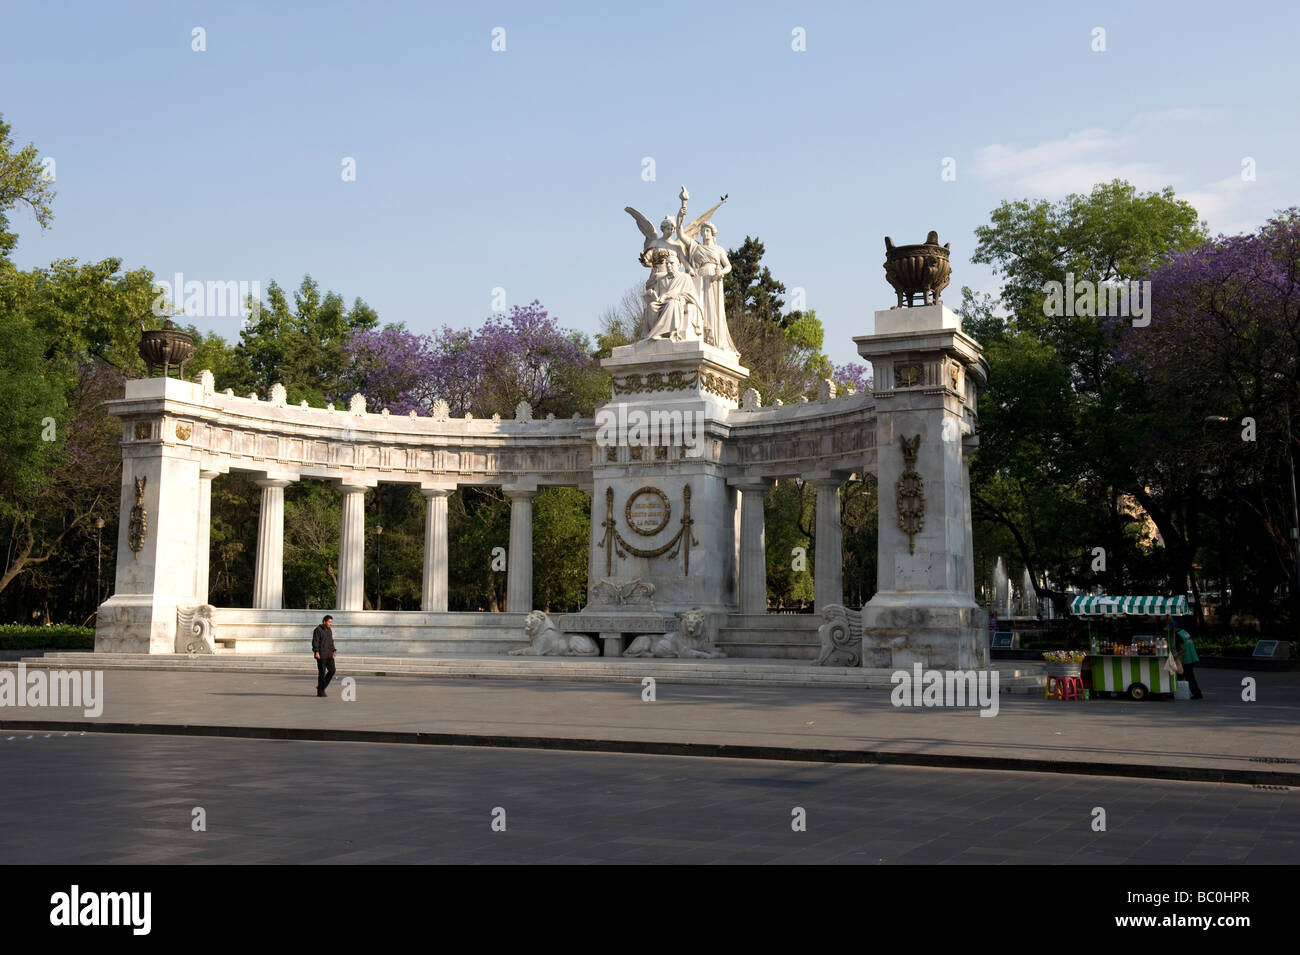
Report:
139,320,196,379
884,231,952,309
855,234,989,668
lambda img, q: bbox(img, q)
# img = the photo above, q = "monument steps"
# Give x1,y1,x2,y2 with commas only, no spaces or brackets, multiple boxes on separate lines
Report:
21,652,1045,692
210,637,522,656
717,614,821,660
715,642,819,661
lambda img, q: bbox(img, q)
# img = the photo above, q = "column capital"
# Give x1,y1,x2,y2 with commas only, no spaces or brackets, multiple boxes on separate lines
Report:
420,484,456,498
255,476,294,489
728,475,773,492
807,471,849,488
199,468,224,481
338,479,375,494
502,484,539,501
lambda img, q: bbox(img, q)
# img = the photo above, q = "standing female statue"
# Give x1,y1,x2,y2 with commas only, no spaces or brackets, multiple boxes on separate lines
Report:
681,220,736,353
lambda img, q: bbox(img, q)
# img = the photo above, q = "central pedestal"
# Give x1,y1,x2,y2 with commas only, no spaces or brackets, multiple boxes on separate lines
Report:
578,339,748,642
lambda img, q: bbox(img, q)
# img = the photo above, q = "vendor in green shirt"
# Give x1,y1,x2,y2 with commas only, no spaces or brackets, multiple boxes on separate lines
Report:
1171,618,1203,700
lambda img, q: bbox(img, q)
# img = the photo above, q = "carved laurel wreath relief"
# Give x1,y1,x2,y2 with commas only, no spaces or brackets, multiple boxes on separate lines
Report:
598,485,698,575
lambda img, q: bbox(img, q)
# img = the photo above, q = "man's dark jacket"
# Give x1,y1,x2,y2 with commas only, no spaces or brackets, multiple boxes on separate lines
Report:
312,624,335,656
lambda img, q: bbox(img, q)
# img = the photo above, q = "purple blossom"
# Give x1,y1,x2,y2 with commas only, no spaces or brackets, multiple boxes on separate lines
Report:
344,326,438,415
833,361,872,394
345,301,593,418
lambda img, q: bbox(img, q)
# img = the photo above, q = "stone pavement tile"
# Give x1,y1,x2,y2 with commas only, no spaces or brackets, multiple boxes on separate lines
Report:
9,666,1296,779
1074,855,1133,865
3,735,1295,864
1241,845,1298,864
891,843,963,863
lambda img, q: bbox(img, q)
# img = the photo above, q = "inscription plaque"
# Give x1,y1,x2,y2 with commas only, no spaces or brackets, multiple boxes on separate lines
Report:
625,487,670,536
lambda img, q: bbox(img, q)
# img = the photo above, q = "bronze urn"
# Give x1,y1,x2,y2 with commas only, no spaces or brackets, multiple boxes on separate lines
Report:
884,231,951,308
138,319,195,378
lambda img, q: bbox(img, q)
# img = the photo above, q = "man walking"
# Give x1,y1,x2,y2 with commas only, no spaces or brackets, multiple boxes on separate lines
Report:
312,615,337,697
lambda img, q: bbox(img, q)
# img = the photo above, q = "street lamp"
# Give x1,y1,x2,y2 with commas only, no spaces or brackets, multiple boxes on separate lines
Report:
375,524,383,611
95,517,105,607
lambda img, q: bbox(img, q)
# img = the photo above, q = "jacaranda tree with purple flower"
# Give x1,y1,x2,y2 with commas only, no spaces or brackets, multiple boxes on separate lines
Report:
1116,209,1300,627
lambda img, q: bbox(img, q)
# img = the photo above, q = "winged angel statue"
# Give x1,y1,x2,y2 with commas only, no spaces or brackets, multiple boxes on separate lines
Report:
625,187,737,353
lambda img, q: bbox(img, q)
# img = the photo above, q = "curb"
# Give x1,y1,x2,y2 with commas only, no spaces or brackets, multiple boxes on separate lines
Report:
6,659,1049,693
3,719,1296,788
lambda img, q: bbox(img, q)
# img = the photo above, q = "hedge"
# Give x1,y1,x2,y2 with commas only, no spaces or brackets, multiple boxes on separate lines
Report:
0,625,96,651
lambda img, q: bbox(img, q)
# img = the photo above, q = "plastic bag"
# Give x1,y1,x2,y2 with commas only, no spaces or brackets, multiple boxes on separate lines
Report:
1173,679,1191,701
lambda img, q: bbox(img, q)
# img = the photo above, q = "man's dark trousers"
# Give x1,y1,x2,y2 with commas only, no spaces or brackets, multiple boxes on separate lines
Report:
317,655,336,693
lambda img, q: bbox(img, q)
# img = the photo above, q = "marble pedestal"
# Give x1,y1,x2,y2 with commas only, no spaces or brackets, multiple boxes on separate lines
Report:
579,338,749,643
95,386,206,653
855,304,990,669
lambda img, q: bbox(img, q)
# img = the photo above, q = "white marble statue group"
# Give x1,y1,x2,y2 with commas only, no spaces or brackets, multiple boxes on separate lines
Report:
625,186,737,353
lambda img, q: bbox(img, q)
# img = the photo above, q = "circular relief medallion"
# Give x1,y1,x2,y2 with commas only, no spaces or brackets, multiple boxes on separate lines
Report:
625,486,671,537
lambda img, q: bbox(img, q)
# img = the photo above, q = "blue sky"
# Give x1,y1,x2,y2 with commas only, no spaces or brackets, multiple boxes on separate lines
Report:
4,0,1297,370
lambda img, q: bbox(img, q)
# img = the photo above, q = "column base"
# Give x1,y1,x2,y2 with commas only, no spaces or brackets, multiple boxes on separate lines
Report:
861,592,989,669
94,594,180,654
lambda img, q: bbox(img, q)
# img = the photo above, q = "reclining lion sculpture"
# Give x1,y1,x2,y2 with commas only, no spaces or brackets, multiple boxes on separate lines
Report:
623,609,726,659
510,610,600,656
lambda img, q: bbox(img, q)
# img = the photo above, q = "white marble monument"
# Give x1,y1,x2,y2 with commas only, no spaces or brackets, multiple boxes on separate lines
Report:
93,198,987,671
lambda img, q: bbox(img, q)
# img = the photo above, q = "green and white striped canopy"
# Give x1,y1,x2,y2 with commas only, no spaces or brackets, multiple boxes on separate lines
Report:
1069,595,1189,617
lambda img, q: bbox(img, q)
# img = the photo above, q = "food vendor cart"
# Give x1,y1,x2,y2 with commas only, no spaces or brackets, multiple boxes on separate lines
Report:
1069,595,1188,700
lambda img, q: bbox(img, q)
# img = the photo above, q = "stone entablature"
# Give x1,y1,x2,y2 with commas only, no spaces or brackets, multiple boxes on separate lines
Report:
111,376,885,492
725,391,878,479
112,377,595,488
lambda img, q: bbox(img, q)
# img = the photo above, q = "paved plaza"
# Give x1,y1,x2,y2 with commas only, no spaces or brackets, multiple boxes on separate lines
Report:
3,662,1296,863
2,663,1296,781
0,734,1294,864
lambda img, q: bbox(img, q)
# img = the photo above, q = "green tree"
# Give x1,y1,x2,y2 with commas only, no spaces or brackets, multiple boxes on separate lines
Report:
0,254,165,610
0,114,56,258
967,180,1209,613
228,275,378,404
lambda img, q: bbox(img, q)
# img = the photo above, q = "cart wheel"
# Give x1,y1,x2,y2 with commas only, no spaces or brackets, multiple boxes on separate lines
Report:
1127,683,1148,701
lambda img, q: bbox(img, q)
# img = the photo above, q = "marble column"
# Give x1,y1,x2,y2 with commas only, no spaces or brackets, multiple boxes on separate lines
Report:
505,487,537,613
729,485,742,605
194,469,221,603
813,479,843,610
737,482,769,614
337,485,368,611
421,487,452,612
252,478,291,610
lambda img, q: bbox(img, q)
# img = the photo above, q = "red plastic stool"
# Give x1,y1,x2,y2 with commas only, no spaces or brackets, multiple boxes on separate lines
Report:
1057,676,1083,701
